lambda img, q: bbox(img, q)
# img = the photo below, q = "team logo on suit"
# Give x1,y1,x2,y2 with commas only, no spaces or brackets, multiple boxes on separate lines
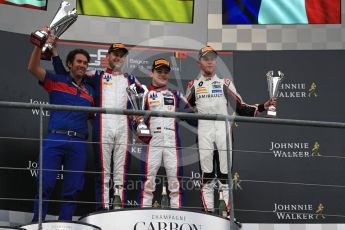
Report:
103,74,113,86
149,92,158,100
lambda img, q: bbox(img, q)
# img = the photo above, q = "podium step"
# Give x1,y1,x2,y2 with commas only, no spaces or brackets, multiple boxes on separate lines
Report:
80,208,240,230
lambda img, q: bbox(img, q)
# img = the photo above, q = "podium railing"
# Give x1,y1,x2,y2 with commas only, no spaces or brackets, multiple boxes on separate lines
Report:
0,101,345,230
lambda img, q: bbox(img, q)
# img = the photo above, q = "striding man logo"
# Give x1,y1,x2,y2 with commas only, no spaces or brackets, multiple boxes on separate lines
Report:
315,203,326,219
232,172,243,190
308,82,318,97
311,142,321,156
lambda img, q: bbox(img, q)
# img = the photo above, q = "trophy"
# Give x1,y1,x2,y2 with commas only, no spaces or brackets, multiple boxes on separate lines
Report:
266,70,284,117
127,84,152,144
30,1,78,60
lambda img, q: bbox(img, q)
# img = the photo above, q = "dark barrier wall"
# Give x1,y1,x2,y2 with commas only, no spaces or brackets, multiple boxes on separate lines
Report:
0,30,344,223
232,51,345,222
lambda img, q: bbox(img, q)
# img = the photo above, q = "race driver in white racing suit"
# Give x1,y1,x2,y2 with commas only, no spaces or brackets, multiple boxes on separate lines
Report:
138,59,195,208
185,46,275,214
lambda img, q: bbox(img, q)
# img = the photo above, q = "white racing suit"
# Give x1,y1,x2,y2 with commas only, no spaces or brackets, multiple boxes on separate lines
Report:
90,69,144,209
140,85,194,208
185,74,265,212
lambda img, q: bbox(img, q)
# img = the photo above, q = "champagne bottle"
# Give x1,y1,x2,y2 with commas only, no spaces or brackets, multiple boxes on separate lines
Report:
218,190,227,217
109,196,114,209
153,200,160,208
113,186,122,209
160,185,170,208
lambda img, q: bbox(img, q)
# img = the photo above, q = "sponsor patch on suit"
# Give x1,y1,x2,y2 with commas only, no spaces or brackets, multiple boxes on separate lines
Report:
164,97,174,105
212,89,222,93
149,100,160,105
196,88,208,93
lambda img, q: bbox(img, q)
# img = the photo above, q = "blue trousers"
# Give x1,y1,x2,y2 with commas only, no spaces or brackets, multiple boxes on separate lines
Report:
32,133,88,221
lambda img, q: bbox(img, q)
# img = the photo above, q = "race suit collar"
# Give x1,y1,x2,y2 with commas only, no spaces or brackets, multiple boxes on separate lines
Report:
105,68,122,76
149,84,168,91
200,74,218,81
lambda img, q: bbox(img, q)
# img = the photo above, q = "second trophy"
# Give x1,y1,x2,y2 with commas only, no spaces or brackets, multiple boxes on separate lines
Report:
266,70,284,117
126,84,152,144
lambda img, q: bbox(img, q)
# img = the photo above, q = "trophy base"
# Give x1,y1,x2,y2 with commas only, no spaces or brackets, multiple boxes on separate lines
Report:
136,135,152,144
30,30,47,48
267,110,277,117
136,130,152,144
136,122,152,144
266,105,277,117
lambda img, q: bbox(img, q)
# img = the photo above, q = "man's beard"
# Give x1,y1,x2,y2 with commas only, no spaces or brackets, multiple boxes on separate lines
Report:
203,68,214,76
113,65,121,71
110,62,122,71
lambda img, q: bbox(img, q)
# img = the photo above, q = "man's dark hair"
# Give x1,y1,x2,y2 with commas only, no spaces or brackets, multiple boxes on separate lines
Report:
66,49,91,67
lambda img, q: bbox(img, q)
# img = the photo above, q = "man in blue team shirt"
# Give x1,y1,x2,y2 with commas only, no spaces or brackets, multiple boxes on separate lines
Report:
28,28,94,221
50,39,144,210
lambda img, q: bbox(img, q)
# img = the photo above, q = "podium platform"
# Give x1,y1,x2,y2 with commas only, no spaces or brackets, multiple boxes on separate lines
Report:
79,208,239,230
21,221,101,230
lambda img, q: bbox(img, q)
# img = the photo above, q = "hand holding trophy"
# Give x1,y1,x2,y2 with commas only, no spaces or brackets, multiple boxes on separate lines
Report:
127,84,152,144
266,70,284,117
30,1,78,60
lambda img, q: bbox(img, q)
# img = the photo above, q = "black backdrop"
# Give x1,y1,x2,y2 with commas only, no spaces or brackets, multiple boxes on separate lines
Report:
0,30,344,223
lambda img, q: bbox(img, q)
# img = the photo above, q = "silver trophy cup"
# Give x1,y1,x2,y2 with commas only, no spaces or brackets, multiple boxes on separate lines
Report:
266,70,284,117
30,1,78,60
126,84,152,144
